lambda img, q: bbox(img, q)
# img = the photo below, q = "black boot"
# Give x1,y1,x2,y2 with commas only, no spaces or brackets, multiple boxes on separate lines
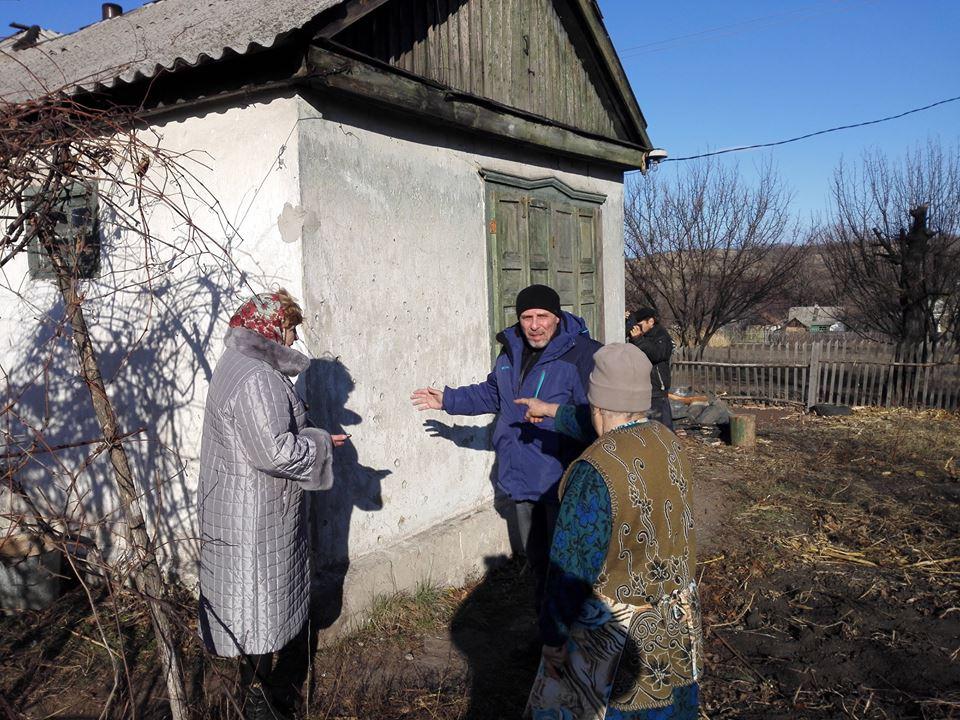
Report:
243,683,290,720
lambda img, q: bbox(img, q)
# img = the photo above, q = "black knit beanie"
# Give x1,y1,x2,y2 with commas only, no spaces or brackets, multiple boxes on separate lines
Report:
630,307,658,324
516,284,562,319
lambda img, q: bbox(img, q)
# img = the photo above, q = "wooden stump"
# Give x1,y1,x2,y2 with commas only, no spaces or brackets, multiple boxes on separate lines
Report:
730,413,756,449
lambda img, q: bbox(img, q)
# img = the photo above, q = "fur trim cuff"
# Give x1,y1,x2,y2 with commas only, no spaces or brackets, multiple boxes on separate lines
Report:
298,428,334,491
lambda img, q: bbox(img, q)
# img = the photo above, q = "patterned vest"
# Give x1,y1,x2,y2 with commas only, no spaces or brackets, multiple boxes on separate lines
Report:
559,421,703,711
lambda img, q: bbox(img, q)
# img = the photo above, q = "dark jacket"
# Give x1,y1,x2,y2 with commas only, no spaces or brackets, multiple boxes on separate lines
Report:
442,312,601,503
629,322,673,398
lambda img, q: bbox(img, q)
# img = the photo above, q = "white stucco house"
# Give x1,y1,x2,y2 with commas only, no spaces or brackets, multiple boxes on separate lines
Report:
0,0,658,631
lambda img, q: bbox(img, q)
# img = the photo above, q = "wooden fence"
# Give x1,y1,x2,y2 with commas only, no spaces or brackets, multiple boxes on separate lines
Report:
684,338,960,364
672,341,960,410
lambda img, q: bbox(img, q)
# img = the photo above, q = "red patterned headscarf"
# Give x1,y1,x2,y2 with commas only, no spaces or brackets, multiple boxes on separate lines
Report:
229,294,286,344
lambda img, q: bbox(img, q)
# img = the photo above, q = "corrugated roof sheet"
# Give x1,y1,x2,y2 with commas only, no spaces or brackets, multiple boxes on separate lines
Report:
0,0,344,103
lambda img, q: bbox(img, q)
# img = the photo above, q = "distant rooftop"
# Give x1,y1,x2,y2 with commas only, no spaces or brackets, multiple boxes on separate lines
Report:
787,306,844,328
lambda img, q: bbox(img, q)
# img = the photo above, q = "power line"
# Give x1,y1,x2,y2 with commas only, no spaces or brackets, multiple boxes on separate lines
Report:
629,94,960,172
617,0,864,59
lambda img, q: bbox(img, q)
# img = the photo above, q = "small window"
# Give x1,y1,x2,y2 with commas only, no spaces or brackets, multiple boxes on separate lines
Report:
27,184,100,280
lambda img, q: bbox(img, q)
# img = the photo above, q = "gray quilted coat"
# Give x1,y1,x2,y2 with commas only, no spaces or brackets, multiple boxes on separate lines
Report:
198,326,333,657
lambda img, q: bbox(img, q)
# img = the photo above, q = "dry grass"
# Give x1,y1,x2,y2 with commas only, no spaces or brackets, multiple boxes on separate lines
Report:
2,408,958,719
360,582,463,639
696,407,960,719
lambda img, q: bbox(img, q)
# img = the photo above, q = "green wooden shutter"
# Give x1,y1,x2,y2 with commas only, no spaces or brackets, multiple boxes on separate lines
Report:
552,202,577,313
528,198,551,287
490,188,528,332
485,172,605,354
577,207,599,334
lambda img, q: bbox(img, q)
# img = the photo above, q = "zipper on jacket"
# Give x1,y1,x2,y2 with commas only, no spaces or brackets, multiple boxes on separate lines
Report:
534,370,546,398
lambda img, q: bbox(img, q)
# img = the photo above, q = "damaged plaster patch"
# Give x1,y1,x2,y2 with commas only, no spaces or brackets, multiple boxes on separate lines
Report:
278,202,312,244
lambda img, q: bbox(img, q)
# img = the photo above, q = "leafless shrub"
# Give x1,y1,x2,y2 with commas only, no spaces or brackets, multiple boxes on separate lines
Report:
0,88,252,718
816,139,960,360
625,158,805,351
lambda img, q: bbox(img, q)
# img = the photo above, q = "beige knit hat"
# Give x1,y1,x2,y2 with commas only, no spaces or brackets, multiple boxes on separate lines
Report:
587,343,653,413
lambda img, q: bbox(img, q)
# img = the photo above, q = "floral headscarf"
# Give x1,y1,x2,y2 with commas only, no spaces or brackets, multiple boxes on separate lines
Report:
229,293,286,344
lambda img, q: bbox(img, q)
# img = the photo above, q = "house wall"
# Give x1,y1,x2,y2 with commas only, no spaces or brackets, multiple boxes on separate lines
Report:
0,88,628,633
0,95,305,578
292,92,624,631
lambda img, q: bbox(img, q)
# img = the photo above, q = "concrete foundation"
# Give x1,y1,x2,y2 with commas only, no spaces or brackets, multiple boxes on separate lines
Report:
314,500,512,640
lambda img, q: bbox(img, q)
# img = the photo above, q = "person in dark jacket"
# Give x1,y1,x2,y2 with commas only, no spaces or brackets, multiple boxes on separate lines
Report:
411,284,601,608
628,307,675,430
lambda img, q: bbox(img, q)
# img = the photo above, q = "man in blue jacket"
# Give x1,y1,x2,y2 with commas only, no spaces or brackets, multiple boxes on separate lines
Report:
411,284,601,608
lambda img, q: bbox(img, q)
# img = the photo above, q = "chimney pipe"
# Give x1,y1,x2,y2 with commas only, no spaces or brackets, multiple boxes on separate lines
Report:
102,3,123,20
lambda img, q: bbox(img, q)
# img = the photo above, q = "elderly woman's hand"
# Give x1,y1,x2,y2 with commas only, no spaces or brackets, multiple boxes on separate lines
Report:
330,434,350,448
514,398,559,423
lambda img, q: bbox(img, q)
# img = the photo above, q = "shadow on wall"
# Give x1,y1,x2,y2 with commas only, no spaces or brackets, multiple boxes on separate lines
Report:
1,256,246,581
422,418,532,560
298,356,390,629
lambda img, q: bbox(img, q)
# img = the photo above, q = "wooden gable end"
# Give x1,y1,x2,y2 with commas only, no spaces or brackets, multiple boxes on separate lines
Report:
330,0,639,144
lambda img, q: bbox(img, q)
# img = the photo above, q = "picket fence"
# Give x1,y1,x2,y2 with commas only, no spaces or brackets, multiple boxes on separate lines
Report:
672,340,960,410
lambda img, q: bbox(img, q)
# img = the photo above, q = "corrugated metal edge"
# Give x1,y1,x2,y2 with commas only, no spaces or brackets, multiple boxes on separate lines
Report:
34,35,288,99
0,0,341,103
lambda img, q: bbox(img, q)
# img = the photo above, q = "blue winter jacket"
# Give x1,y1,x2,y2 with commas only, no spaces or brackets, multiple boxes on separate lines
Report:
442,312,601,503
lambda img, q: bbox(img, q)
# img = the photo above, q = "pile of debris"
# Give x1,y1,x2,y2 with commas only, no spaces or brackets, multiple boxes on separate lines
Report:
667,387,731,439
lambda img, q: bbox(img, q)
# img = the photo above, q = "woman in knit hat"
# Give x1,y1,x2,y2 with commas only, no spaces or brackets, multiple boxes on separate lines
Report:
516,343,703,720
198,289,348,717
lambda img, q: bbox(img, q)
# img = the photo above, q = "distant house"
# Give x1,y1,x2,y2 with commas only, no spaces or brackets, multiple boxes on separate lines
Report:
786,306,845,333
742,311,784,342
0,0,658,629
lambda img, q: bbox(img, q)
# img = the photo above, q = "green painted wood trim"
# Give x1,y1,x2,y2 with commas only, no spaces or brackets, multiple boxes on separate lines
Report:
484,179,503,364
483,174,605,356
594,206,606,343
480,170,607,204
304,42,650,169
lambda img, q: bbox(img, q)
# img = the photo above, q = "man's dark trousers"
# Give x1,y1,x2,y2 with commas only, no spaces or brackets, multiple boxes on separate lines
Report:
513,500,559,611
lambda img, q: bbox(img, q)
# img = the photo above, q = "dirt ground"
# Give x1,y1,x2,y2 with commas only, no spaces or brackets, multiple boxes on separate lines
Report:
2,407,959,719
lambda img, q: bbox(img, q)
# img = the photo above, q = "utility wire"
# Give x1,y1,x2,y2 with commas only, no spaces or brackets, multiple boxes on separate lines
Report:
617,0,864,59
629,94,960,172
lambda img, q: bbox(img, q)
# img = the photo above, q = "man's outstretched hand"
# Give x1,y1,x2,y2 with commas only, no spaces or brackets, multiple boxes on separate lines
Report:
411,387,444,411
514,397,559,423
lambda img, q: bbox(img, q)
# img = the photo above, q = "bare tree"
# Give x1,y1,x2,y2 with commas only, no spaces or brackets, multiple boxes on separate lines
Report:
817,139,960,360
0,90,246,719
625,158,803,350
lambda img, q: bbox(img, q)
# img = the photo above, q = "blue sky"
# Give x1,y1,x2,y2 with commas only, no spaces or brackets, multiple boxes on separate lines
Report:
603,0,960,220
0,0,151,35
3,0,958,219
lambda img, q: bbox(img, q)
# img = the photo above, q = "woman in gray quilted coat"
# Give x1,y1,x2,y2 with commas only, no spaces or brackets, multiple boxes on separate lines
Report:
198,290,347,715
